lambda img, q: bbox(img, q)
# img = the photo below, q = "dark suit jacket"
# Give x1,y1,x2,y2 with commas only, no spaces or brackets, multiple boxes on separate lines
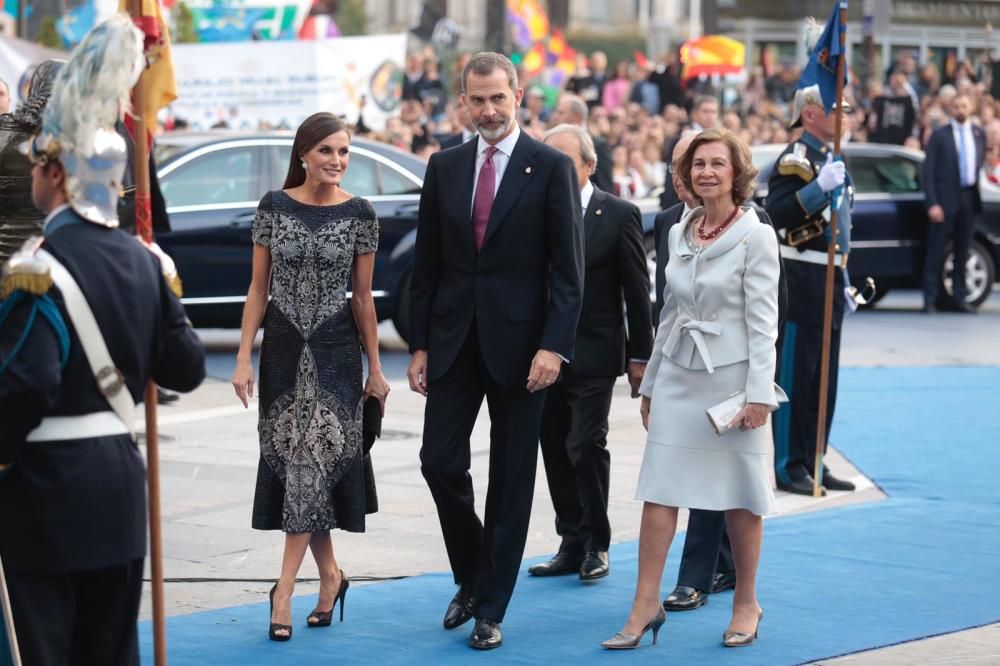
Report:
653,202,787,327
439,132,468,151
590,134,614,193
572,187,652,377
409,131,584,387
923,122,985,217
0,210,205,574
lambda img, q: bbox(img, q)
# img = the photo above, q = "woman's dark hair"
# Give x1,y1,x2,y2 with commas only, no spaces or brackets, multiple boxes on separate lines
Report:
283,112,350,189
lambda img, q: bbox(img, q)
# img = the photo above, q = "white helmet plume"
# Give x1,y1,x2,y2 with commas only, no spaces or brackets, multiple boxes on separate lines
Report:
41,13,144,159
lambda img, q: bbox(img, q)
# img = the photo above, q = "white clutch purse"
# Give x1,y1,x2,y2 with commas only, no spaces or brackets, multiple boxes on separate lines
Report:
706,386,789,436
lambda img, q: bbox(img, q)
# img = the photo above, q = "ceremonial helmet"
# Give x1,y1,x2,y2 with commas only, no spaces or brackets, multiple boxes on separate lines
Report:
788,84,823,129
23,14,144,227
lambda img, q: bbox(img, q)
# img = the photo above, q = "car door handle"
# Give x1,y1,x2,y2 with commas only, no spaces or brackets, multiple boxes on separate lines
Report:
229,212,255,228
394,203,420,217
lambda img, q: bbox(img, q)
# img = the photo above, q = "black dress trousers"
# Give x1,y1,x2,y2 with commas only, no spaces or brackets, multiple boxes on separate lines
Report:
419,323,547,622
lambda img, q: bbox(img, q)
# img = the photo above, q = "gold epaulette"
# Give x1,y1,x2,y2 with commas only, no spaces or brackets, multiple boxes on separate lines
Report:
135,237,184,298
777,143,815,183
0,236,51,300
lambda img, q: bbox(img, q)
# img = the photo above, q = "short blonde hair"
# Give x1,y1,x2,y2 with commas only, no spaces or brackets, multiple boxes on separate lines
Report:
677,128,758,206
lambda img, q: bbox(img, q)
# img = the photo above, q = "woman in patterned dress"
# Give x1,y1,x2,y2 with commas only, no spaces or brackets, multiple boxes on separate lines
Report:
231,112,390,641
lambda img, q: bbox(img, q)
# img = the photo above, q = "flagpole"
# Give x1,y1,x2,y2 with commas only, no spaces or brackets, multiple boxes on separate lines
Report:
813,0,848,498
126,1,168,663
1,557,22,666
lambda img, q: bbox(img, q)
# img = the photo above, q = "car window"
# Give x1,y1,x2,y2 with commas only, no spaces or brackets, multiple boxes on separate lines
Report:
848,155,921,194
341,153,378,197
379,163,421,195
161,147,258,207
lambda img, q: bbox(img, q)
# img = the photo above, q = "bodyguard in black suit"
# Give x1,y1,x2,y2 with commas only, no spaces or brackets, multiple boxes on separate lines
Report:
529,125,651,582
0,151,205,663
922,94,984,313
549,93,614,193
407,53,584,650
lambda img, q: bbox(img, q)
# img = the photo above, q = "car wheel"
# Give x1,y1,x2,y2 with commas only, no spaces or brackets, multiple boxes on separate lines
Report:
393,272,411,344
941,240,995,308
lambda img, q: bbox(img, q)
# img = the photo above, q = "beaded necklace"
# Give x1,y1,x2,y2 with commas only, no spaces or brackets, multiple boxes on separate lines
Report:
697,205,740,241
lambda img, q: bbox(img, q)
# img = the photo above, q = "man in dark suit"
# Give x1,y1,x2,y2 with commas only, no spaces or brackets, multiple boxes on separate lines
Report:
549,92,614,193
922,93,984,313
0,18,206,662
659,95,721,210
439,98,478,150
528,124,651,583
407,52,584,650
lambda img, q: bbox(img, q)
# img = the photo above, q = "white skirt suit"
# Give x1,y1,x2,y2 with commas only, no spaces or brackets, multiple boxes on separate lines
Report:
636,206,784,516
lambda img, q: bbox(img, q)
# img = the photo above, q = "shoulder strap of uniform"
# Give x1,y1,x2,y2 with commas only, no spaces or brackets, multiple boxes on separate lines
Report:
0,237,51,300
36,249,135,438
135,238,183,298
777,142,815,183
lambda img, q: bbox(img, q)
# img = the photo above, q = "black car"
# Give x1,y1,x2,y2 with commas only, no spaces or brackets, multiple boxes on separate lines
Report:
152,132,426,338
752,143,1000,307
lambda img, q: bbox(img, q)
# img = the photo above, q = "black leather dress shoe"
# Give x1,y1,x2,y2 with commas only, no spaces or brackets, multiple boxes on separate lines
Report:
662,585,708,611
443,583,475,630
822,470,856,492
579,551,609,580
954,302,976,314
469,618,502,650
922,303,936,313
156,387,179,404
711,570,737,593
527,551,582,577
777,474,826,496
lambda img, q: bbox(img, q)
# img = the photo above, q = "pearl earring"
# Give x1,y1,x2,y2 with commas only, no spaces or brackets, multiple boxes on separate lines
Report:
301,160,307,169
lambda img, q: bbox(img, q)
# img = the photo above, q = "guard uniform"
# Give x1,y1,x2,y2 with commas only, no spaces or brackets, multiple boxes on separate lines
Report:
0,15,205,665
765,129,853,489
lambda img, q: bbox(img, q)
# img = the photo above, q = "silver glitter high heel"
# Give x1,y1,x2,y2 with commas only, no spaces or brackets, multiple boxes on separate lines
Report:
601,607,666,650
723,608,763,647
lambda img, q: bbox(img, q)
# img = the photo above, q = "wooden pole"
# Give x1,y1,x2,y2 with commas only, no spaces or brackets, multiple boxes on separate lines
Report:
127,1,167,663
813,2,848,498
0,557,22,666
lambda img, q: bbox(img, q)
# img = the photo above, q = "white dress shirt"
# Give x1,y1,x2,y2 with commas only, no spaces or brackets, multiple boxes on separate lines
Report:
580,180,594,214
470,124,521,216
951,119,978,188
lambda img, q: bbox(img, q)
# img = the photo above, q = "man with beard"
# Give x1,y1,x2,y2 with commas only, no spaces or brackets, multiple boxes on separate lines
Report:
407,52,583,650
922,93,984,313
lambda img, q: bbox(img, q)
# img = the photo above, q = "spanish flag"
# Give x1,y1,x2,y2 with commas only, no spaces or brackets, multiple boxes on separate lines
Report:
120,0,178,130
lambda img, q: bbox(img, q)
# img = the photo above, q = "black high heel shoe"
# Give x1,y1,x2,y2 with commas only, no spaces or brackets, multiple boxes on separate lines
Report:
306,570,350,627
268,583,293,642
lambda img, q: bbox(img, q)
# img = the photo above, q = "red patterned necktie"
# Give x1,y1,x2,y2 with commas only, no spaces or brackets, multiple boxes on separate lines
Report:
472,146,498,252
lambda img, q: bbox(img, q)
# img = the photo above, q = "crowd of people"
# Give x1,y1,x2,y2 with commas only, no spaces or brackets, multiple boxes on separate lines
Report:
339,45,1000,201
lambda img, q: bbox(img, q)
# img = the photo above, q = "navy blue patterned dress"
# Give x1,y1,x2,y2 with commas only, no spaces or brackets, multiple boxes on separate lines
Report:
250,190,378,533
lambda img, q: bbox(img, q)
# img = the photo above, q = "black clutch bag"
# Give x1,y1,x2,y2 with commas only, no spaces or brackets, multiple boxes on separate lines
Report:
362,396,382,454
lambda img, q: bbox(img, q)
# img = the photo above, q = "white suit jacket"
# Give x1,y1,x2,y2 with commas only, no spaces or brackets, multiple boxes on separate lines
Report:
638,206,783,406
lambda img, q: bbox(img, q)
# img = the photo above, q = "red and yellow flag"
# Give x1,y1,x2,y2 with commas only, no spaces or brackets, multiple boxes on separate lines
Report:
120,0,178,129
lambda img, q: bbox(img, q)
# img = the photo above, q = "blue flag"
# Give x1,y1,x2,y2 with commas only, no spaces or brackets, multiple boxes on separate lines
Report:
798,1,848,112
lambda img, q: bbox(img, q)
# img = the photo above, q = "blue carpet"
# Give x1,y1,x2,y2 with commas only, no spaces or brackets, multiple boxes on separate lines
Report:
140,366,1000,664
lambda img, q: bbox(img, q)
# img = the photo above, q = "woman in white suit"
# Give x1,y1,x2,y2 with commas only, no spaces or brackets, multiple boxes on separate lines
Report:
602,128,783,650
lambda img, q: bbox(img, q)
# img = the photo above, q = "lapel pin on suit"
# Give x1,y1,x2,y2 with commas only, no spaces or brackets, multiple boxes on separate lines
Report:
595,209,602,216
525,166,532,174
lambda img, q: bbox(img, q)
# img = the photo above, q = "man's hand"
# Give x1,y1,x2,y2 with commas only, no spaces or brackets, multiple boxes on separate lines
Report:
640,396,651,431
627,361,646,398
407,350,429,397
928,204,945,223
526,349,562,393
816,153,846,193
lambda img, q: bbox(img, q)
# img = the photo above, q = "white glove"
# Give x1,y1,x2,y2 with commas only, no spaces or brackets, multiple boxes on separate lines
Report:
816,153,846,193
